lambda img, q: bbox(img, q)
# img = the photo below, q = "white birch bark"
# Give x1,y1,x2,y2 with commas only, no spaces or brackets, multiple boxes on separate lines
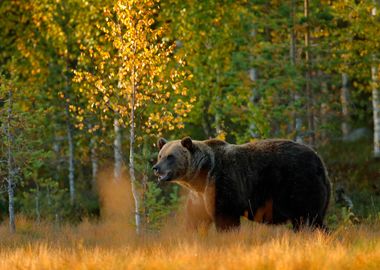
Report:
90,135,98,189
214,70,223,136
372,3,380,157
130,64,141,234
341,73,350,139
215,101,222,136
64,83,75,205
63,49,75,205
113,118,123,181
114,64,124,181
249,27,259,138
372,65,380,157
114,19,140,233
6,89,15,233
66,113,75,204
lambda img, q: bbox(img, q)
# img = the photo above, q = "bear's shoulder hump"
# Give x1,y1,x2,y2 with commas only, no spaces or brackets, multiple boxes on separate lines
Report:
203,139,228,148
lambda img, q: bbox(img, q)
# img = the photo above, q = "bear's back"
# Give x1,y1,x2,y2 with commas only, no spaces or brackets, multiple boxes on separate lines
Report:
205,138,321,174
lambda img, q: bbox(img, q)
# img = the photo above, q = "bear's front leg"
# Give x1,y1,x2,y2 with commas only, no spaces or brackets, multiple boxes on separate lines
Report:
185,192,213,231
214,214,240,232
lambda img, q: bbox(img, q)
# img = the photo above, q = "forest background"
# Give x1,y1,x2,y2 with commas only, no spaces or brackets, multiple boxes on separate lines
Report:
0,0,379,234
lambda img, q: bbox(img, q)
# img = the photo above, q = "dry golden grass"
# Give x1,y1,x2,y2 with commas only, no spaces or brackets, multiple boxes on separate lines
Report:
0,217,379,270
1,172,379,269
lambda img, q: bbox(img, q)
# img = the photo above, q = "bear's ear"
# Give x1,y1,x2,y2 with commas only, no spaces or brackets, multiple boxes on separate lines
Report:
157,138,167,150
181,136,193,151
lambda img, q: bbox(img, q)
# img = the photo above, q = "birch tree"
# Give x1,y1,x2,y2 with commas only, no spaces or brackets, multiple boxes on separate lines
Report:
3,81,16,233
75,0,192,233
23,0,83,205
371,1,380,157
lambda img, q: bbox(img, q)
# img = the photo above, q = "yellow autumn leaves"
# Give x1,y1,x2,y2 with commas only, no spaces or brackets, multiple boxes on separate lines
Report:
74,0,193,136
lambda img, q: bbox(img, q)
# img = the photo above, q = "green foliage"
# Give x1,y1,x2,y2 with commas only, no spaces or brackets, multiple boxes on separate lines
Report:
351,190,380,220
327,206,359,229
143,182,179,232
0,0,379,230
322,138,380,227
19,178,68,221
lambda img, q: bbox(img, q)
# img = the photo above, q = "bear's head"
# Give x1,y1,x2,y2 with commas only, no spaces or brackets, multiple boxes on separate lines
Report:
153,137,213,189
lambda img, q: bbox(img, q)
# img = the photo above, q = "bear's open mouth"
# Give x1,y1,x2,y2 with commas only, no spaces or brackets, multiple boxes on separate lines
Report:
158,172,173,182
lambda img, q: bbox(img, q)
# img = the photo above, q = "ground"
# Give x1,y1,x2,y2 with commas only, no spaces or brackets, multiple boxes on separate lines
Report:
0,217,379,270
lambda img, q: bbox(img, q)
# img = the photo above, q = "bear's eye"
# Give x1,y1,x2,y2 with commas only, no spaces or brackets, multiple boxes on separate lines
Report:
167,154,175,161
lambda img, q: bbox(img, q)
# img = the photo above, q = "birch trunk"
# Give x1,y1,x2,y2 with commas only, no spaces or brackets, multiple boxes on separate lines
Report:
59,3,76,205
62,44,75,205
141,139,149,231
6,89,15,233
248,66,258,137
249,28,259,138
130,67,141,234
114,64,124,181
215,99,222,136
372,3,380,157
341,73,350,139
373,66,380,157
214,70,223,136
113,118,123,181
66,110,75,204
64,77,75,205
90,135,98,189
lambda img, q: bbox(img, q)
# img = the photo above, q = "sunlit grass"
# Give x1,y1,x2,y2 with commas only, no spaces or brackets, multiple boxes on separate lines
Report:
0,216,379,270
1,173,379,269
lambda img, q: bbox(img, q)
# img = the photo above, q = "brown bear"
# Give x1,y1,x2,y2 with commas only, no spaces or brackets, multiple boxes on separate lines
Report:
153,137,331,232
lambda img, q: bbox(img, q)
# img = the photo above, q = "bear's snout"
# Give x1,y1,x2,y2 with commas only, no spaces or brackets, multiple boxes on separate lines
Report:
152,164,160,175
152,163,173,182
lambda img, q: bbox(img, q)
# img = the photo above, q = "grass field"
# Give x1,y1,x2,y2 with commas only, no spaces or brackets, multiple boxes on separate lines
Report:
1,178,380,270
0,217,379,270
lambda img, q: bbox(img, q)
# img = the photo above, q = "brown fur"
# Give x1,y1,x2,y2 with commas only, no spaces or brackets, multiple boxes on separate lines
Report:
153,137,331,232
252,199,273,223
